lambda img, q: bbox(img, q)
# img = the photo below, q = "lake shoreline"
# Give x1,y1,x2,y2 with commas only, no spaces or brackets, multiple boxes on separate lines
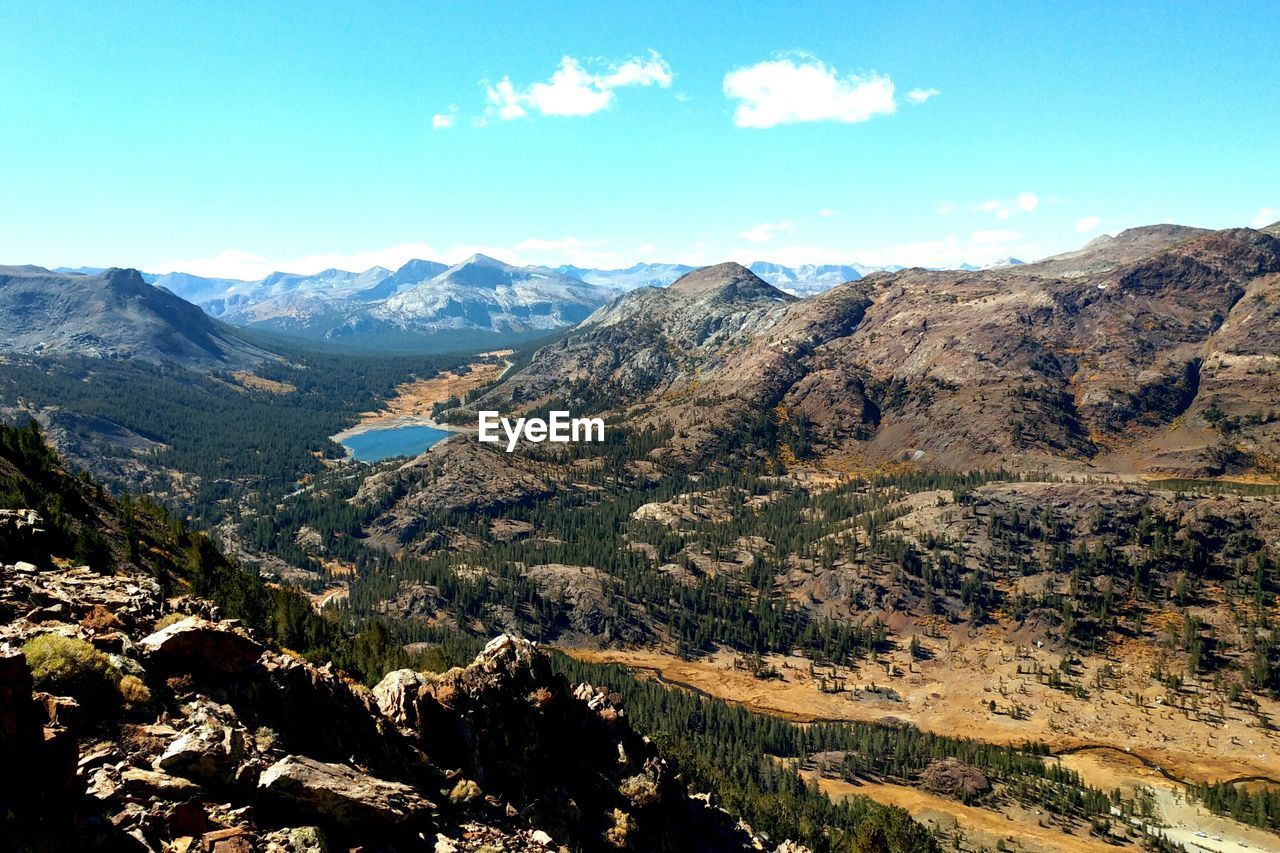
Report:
330,413,473,444
331,416,475,463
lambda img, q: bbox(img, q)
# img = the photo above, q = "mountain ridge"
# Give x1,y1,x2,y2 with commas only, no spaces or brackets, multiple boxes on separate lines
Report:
464,222,1280,480
0,266,272,370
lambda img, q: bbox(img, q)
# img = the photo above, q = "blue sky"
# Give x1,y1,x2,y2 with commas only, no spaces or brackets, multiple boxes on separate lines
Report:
2,1,1277,277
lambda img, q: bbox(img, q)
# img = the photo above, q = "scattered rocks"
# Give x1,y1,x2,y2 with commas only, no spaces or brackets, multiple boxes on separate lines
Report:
156,697,260,787
1,563,163,644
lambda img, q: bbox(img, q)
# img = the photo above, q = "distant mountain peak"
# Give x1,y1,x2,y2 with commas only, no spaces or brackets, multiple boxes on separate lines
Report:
460,253,510,268
668,262,792,301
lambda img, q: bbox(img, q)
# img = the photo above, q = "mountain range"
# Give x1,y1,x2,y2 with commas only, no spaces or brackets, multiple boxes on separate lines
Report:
463,222,1280,480
46,254,1016,347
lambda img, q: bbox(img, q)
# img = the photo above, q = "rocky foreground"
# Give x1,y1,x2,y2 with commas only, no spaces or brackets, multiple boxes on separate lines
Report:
1,548,772,852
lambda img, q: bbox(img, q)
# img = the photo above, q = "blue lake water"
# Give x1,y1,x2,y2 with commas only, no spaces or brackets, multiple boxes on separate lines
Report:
339,424,452,462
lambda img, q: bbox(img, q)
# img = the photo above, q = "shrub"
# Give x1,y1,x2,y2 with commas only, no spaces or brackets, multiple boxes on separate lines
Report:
117,674,151,705
619,773,661,808
153,612,189,631
22,634,120,708
81,605,124,633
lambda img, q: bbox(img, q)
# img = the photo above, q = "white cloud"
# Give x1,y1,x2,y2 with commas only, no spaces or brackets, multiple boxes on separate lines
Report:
154,249,275,280
722,56,898,128
906,87,940,104
973,192,1039,221
513,236,621,267
937,201,957,215
1252,207,1278,228
737,220,795,243
485,51,672,120
819,208,839,217
1075,215,1101,232
431,105,458,129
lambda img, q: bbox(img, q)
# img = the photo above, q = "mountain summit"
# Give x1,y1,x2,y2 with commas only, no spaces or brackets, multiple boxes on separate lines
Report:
375,255,618,333
0,266,270,370
666,261,790,300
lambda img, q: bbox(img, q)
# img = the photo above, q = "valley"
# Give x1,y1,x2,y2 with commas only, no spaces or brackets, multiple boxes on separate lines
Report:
330,349,514,460
7,7,1280,849
5,222,1280,851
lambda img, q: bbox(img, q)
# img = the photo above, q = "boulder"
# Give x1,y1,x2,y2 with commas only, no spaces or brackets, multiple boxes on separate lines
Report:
257,754,436,828
138,618,263,674
255,650,424,774
918,757,990,800
372,668,431,732
120,766,202,799
261,825,329,853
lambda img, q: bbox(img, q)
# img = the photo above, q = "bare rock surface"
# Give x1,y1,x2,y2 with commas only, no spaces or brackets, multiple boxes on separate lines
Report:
138,617,264,674
257,754,436,827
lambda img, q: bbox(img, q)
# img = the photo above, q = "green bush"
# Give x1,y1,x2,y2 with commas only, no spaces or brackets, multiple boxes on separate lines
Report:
22,634,121,709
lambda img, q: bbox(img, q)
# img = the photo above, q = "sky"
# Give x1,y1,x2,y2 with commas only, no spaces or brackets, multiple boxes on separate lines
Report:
1,1,1278,278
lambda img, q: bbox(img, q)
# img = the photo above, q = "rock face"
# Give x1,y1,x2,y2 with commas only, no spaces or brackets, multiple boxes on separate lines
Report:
0,650,82,836
258,754,436,828
355,438,556,553
374,635,754,850
3,567,758,852
157,254,622,342
155,696,258,786
376,254,619,333
471,262,796,418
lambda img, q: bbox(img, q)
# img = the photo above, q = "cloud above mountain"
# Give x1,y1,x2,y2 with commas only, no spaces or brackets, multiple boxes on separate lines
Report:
723,55,924,128
154,243,440,280
975,192,1040,220
737,220,794,243
484,51,673,120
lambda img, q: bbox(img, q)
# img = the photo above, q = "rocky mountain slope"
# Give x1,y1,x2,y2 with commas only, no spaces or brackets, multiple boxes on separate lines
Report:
154,256,622,343
0,423,783,852
469,224,1280,479
0,266,272,370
